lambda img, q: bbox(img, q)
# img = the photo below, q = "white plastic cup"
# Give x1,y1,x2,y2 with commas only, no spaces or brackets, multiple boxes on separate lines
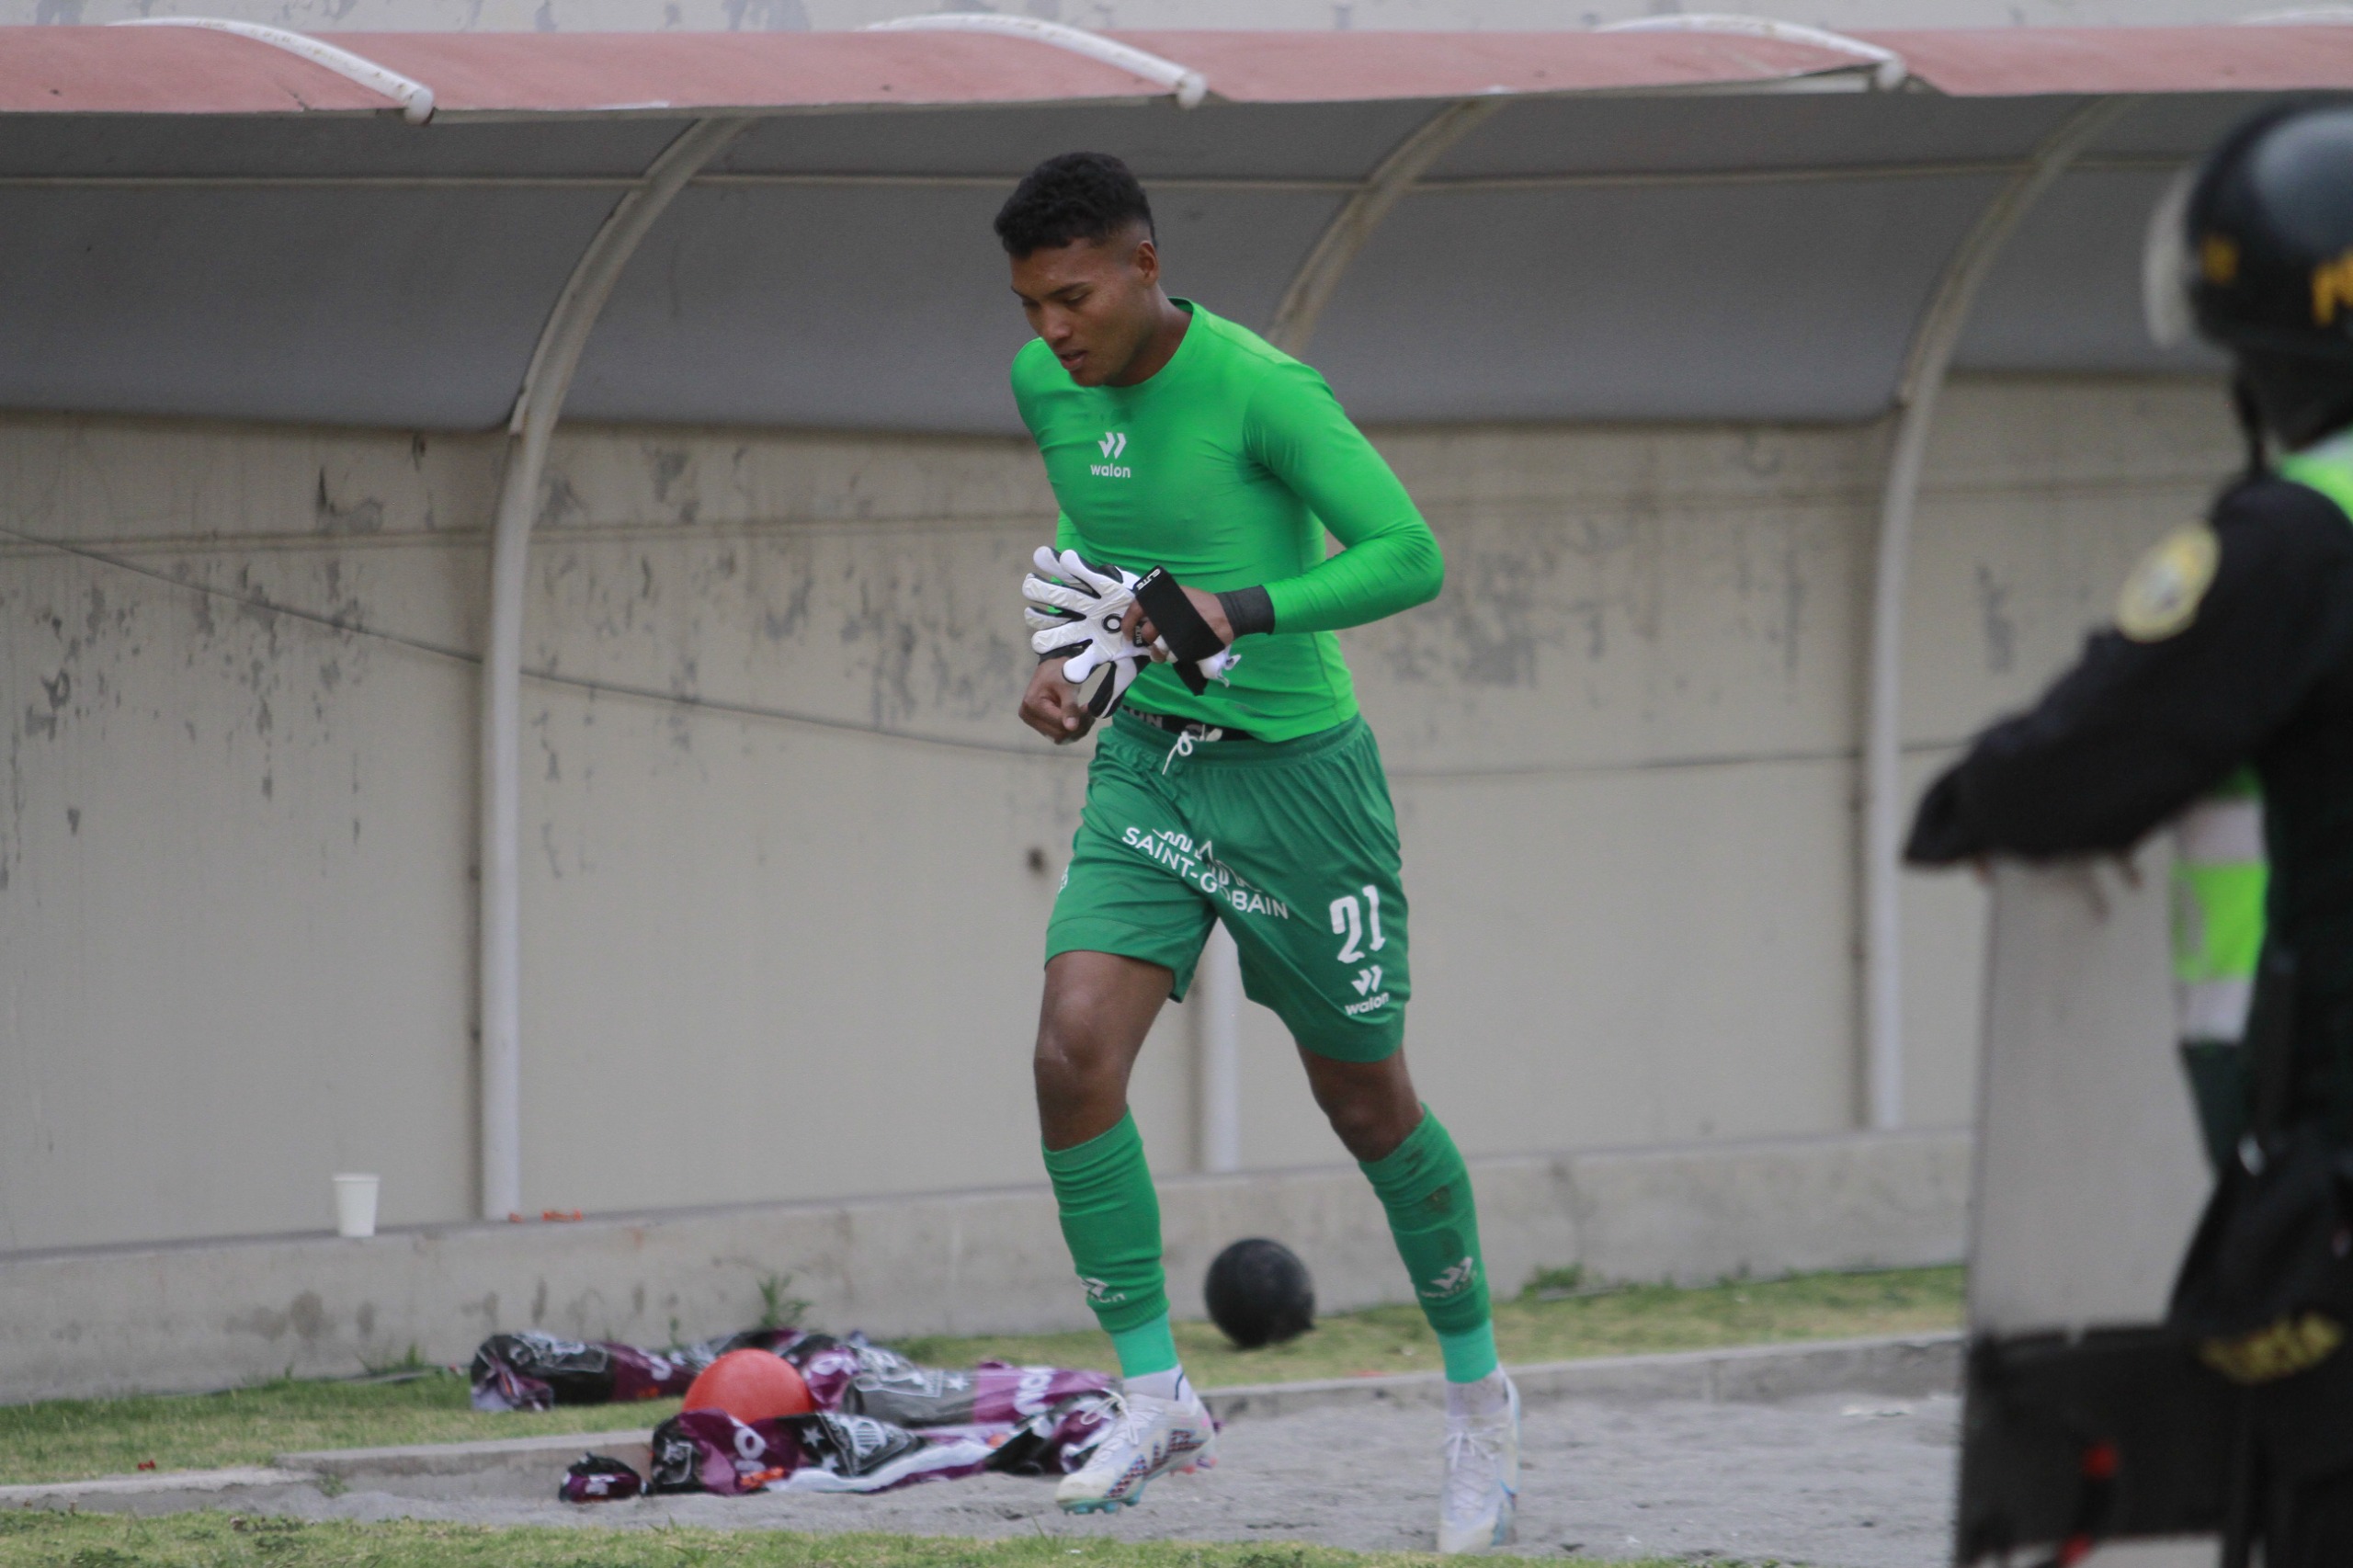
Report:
332,1173,380,1239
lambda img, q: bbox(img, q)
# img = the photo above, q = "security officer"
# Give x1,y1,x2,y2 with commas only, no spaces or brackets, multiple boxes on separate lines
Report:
1907,104,2353,1564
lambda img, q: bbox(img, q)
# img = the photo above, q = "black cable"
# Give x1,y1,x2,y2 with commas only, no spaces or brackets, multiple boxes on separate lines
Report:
1388,736,1971,781
0,521,483,667
0,520,1976,782
0,522,1071,761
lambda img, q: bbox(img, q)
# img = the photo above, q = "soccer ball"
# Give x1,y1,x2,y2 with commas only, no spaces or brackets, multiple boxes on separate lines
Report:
1204,1237,1316,1348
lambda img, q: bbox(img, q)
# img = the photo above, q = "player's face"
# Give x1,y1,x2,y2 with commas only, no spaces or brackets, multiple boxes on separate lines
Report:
1009,227,1162,387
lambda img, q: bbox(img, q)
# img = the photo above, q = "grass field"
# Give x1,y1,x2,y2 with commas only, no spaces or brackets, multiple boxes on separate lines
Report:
897,1264,1962,1391
0,1266,1961,1487
0,1369,679,1489
0,1515,1711,1568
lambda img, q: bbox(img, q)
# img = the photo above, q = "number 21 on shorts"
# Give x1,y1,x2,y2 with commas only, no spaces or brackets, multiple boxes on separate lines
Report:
1329,886,1386,964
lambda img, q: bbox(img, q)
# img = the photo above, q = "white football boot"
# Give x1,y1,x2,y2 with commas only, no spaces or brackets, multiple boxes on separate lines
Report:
1054,1379,1218,1514
1438,1372,1520,1553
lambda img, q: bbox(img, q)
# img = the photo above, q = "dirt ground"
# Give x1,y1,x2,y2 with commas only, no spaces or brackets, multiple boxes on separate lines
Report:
246,1389,1962,1567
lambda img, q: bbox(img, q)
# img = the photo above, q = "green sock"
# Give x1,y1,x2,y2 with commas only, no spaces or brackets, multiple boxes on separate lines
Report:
1042,1111,1173,1371
1108,1315,1180,1381
1359,1108,1497,1381
1436,1324,1501,1384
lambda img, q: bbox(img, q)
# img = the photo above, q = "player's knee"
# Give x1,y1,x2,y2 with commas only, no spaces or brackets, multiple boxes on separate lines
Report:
1032,1034,1124,1134
1034,995,1119,1095
1315,1087,1406,1161
1307,1060,1418,1161
1031,1029,1092,1099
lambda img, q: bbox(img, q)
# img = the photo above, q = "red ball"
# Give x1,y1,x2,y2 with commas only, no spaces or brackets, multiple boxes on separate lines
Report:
682,1348,813,1422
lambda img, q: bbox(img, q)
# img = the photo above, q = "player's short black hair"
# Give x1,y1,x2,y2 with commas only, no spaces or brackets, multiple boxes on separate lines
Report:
995,152,1155,258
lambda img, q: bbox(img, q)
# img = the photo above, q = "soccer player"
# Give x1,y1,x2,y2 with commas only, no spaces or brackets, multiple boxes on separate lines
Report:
997,152,1519,1552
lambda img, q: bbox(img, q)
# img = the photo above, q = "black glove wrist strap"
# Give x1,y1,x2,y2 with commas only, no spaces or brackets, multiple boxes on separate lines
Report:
1216,585,1275,639
1134,566,1228,696
1133,567,1226,660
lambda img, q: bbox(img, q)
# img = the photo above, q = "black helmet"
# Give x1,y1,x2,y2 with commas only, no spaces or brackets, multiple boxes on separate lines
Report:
2147,103,2353,449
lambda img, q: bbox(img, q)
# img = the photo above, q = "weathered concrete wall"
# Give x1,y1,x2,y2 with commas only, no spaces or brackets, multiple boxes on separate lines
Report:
0,376,2236,1258
0,1129,1968,1403
0,423,494,1253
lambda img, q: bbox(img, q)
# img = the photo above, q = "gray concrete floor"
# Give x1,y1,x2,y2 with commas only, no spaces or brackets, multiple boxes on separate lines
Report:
202,1390,1963,1566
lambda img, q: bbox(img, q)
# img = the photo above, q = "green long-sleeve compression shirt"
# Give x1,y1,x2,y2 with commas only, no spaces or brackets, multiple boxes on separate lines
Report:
1011,300,1443,740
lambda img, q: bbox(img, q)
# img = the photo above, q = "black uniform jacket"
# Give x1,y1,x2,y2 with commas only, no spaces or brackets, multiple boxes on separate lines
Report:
1910,474,2353,1089
1907,476,2353,870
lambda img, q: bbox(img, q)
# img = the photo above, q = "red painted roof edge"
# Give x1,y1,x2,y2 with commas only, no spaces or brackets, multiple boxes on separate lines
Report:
0,25,1940,119
7,23,2353,118
1858,24,2353,97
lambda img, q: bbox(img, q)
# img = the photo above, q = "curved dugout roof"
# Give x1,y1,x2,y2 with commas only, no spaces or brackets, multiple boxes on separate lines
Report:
3,23,2351,433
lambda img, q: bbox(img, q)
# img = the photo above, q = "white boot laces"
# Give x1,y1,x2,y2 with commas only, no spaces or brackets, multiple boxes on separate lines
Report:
1083,1389,1163,1472
1443,1414,1505,1516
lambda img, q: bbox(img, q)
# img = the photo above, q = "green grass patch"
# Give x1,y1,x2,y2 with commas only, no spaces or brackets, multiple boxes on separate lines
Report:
0,1267,1961,1488
0,1514,1712,1568
901,1265,1963,1392
0,1371,684,1488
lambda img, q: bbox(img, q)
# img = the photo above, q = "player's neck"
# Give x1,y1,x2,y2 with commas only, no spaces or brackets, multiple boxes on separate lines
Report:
1105,295,1192,388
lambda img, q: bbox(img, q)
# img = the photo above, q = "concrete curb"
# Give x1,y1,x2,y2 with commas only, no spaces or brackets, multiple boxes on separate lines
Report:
1203,1331,1961,1419
0,1465,313,1506
0,1332,1961,1511
281,1428,658,1483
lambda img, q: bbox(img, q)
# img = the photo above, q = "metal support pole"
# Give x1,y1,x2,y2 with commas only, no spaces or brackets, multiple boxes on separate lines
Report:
110,17,436,123
863,14,1206,108
478,116,751,1220
1264,97,1503,357
1859,96,2131,1132
1196,925,1244,1173
1597,14,1906,92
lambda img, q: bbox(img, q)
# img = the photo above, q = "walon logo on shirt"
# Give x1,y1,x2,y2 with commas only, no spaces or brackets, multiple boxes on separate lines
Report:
1091,431,1132,479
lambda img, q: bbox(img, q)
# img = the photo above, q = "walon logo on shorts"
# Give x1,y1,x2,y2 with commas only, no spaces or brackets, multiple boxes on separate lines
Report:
1091,431,1132,479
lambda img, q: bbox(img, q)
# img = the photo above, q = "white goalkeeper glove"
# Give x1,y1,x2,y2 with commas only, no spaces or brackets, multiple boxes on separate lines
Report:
1023,547,1154,717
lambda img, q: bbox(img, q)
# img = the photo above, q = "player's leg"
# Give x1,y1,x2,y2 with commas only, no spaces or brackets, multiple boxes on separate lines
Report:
1035,949,1183,1379
1294,1041,1516,1552
1249,1005,1517,1557
1039,724,1222,1511
1037,950,1221,1512
1193,720,1518,1552
1311,1031,1517,1552
1295,1046,1498,1381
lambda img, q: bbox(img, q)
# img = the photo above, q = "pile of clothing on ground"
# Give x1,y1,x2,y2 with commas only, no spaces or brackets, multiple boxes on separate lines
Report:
470,1326,1124,1499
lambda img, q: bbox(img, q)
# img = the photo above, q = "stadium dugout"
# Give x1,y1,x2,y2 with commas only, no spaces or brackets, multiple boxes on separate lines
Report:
4,16,2352,1397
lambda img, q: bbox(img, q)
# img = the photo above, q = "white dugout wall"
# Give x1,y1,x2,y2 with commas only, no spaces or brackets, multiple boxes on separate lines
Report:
0,376,2234,1251
0,20,2320,1252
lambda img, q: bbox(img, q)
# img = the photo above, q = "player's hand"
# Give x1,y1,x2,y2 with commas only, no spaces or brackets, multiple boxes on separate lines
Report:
1131,585,1233,653
1021,656,1096,744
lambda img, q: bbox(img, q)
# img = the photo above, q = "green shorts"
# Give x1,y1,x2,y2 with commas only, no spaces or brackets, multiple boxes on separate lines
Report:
1046,710,1409,1062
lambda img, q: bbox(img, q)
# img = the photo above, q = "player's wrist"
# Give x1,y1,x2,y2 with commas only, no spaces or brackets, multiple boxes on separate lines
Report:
1215,586,1275,639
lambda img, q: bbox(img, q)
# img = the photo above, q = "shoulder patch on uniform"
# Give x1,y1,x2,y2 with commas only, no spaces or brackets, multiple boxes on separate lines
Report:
2117,521,2221,642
